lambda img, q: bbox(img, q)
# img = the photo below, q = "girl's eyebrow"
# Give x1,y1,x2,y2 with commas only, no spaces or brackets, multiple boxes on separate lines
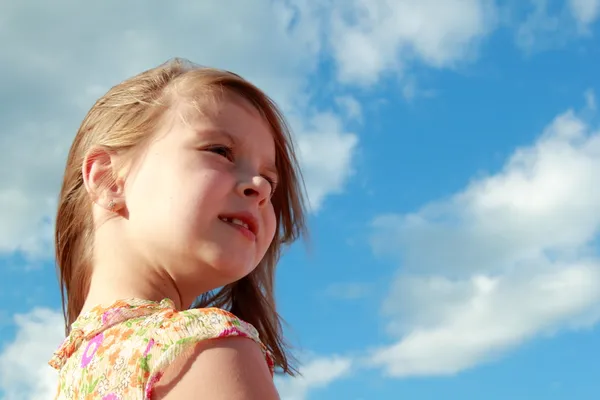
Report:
196,128,236,144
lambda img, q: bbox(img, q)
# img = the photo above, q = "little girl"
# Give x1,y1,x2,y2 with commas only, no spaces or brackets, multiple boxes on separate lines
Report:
48,58,307,399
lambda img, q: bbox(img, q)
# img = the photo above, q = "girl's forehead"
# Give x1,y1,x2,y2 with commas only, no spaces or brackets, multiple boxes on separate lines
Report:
173,92,259,124
170,94,277,154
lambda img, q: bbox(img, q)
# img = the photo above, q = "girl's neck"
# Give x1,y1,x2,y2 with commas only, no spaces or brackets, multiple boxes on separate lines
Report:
80,260,184,317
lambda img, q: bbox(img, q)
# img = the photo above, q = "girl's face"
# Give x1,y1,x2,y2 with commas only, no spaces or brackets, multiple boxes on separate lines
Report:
122,95,278,304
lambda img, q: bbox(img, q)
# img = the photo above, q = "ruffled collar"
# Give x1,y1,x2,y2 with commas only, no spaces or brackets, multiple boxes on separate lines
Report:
49,298,175,370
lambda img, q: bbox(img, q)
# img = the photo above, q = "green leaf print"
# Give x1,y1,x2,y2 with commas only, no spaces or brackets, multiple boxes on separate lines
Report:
88,377,100,394
140,354,152,373
175,337,195,346
137,327,149,336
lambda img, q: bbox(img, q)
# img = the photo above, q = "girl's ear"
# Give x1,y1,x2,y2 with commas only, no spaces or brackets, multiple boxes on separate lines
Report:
81,146,125,212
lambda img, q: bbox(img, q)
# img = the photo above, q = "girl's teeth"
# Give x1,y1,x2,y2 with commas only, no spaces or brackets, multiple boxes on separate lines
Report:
231,218,249,229
221,217,249,230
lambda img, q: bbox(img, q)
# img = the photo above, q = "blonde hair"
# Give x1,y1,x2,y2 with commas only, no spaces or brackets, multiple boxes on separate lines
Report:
55,58,307,375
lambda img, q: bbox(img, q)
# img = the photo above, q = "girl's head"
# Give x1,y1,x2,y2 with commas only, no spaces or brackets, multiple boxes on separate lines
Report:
55,58,306,374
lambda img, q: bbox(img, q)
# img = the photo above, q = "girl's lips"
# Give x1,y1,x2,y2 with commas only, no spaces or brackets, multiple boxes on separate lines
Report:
220,218,257,241
218,211,259,236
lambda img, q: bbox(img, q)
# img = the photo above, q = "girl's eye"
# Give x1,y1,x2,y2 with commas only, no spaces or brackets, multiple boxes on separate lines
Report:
207,145,234,161
263,176,278,196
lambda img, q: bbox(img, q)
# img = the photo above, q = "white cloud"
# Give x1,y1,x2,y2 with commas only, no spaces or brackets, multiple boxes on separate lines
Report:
293,113,359,211
585,89,597,110
0,0,356,258
0,122,65,258
0,309,64,400
569,0,600,28
370,263,600,376
335,96,363,123
327,0,498,85
275,355,353,400
369,94,600,377
516,0,600,50
515,0,564,51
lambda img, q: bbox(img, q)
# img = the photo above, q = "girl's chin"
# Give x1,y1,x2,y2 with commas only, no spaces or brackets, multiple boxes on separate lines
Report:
207,258,256,282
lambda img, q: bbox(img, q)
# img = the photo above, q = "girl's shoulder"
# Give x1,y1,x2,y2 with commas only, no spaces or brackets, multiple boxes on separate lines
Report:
49,298,273,399
151,304,275,375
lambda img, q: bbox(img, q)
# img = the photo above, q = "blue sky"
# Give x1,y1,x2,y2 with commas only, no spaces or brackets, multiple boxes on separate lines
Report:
1,0,600,399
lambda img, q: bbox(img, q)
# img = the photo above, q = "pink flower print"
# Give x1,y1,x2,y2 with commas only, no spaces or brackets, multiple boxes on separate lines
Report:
101,308,120,325
102,394,119,400
219,327,248,338
144,372,164,399
81,332,104,368
143,338,155,356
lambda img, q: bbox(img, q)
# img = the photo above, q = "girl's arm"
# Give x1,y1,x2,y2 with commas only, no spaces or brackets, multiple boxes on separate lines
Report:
153,336,280,400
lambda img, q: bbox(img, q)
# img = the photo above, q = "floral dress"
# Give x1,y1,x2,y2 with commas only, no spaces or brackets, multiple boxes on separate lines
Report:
48,298,274,399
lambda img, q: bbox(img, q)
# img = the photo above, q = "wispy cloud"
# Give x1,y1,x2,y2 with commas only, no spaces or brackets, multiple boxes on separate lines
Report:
275,355,353,400
327,0,498,85
569,0,600,29
516,0,600,51
0,309,63,400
